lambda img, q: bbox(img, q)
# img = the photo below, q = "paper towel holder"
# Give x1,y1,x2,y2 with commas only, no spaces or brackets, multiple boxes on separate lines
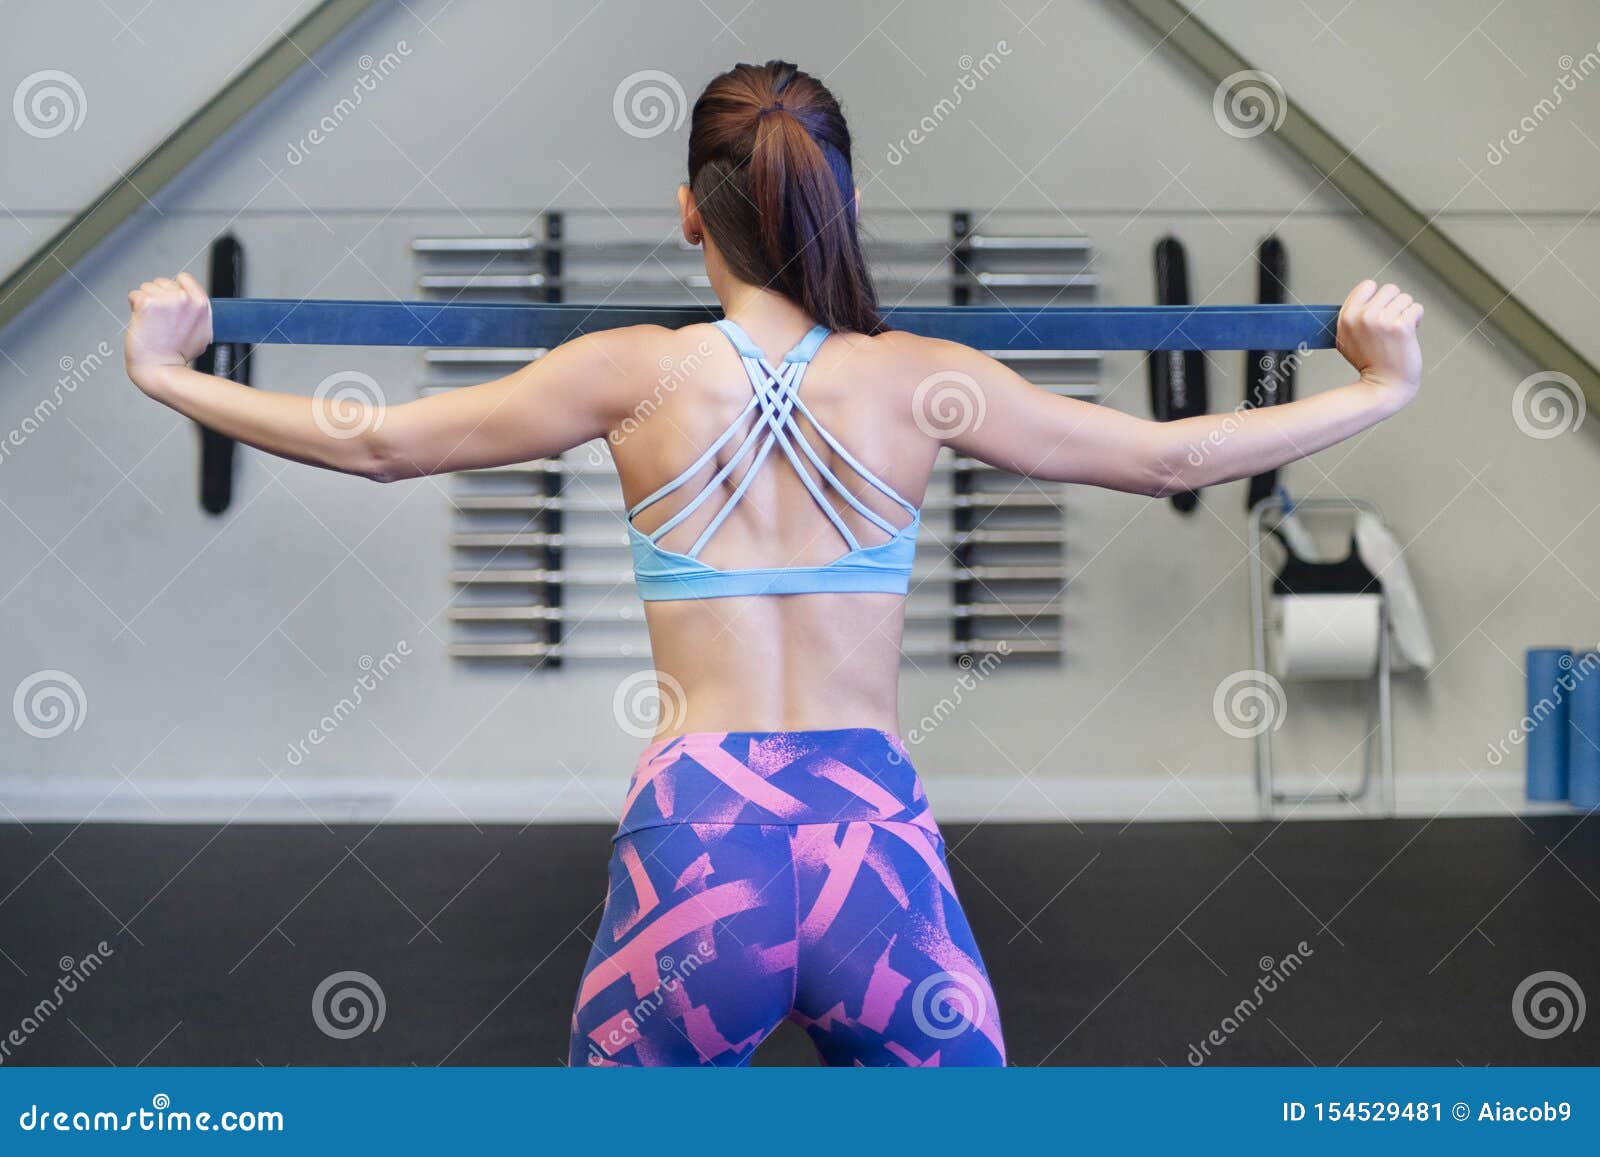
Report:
1247,494,1395,817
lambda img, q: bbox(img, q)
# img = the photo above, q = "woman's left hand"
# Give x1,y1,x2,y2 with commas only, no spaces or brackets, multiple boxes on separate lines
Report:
125,272,212,388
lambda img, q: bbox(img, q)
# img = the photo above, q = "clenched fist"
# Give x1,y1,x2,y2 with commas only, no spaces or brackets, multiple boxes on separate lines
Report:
125,272,212,388
1335,280,1424,404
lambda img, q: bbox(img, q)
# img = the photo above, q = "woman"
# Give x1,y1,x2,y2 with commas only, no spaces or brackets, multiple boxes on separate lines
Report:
124,60,1423,1067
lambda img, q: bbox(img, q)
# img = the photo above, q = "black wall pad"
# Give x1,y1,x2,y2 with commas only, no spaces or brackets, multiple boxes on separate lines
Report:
1,816,1592,1066
1149,236,1208,513
194,236,251,515
1246,235,1294,513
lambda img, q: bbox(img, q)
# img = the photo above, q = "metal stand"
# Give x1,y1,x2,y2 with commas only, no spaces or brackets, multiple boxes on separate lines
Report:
1247,495,1395,816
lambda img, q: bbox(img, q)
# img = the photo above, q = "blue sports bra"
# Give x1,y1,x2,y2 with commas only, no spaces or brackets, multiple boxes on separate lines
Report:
627,319,921,600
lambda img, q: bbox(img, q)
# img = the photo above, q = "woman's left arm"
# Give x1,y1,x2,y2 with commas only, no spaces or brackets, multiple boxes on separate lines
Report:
125,273,633,481
940,279,1423,496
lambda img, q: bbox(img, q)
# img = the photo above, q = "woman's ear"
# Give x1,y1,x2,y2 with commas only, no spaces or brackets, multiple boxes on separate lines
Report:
678,184,702,246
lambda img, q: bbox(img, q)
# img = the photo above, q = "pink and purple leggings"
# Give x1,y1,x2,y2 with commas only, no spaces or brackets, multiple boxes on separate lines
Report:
569,729,1006,1066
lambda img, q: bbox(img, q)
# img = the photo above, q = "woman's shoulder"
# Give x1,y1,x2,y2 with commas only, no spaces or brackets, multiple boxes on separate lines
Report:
563,322,725,386
841,326,979,358
584,322,730,367
827,327,989,388
580,320,979,397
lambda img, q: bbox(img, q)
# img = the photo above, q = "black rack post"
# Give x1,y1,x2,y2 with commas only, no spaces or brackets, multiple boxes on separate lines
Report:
539,212,565,666
949,212,976,663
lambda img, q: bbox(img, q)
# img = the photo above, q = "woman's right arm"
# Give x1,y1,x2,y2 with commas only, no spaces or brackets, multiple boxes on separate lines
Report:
935,280,1424,497
125,273,646,481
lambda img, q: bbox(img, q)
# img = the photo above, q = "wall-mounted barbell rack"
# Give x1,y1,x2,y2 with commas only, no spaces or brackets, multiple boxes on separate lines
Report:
414,210,1090,667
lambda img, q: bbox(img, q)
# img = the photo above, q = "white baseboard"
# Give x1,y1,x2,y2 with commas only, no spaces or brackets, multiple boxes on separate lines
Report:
0,767,1575,825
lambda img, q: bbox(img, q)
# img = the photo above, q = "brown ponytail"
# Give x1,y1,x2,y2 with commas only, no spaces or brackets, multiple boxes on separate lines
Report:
688,61,883,335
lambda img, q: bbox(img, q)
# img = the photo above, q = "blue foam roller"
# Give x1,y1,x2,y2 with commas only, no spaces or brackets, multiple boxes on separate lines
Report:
1526,647,1572,802
1569,651,1600,809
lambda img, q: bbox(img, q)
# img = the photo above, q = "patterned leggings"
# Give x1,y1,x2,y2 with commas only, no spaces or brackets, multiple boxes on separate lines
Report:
569,729,1005,1067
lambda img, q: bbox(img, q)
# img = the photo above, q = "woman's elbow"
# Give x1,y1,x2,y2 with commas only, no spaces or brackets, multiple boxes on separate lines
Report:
1136,436,1197,497
352,426,417,483
1143,473,1184,498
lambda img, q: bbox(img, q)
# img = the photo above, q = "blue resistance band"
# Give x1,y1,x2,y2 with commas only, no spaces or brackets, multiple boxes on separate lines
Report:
209,299,1338,351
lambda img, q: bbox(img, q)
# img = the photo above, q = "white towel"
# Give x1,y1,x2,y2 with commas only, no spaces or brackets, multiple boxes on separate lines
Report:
1355,512,1434,671
1274,509,1321,562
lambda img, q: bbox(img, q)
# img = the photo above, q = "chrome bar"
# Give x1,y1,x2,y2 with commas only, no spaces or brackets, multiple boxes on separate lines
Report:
419,271,1097,293
451,493,1061,514
449,563,1064,586
967,235,1091,253
447,604,1031,624
412,233,1087,256
453,527,1066,553
448,638,1061,660
974,272,1099,289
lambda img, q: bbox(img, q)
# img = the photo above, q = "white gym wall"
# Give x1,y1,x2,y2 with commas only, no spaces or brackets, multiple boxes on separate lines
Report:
1,0,1596,821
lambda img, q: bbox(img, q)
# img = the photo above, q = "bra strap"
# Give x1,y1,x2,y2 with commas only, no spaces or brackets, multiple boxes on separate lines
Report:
783,325,830,363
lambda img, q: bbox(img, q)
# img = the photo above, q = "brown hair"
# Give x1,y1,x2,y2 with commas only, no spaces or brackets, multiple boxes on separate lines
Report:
687,61,883,335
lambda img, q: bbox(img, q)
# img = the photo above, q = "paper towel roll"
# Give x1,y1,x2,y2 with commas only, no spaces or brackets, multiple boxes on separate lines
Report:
1267,594,1382,680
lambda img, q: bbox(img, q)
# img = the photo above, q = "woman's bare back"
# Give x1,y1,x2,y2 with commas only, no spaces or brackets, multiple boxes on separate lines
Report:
609,320,943,736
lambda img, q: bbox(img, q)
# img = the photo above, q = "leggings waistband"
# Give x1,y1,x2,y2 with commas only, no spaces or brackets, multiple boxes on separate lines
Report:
615,728,934,840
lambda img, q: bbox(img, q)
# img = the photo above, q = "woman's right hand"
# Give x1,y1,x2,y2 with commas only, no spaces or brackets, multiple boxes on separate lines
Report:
1335,279,1424,407
125,273,212,392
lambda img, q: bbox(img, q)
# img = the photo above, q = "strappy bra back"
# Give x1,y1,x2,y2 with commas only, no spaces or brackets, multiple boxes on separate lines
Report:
627,319,920,600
